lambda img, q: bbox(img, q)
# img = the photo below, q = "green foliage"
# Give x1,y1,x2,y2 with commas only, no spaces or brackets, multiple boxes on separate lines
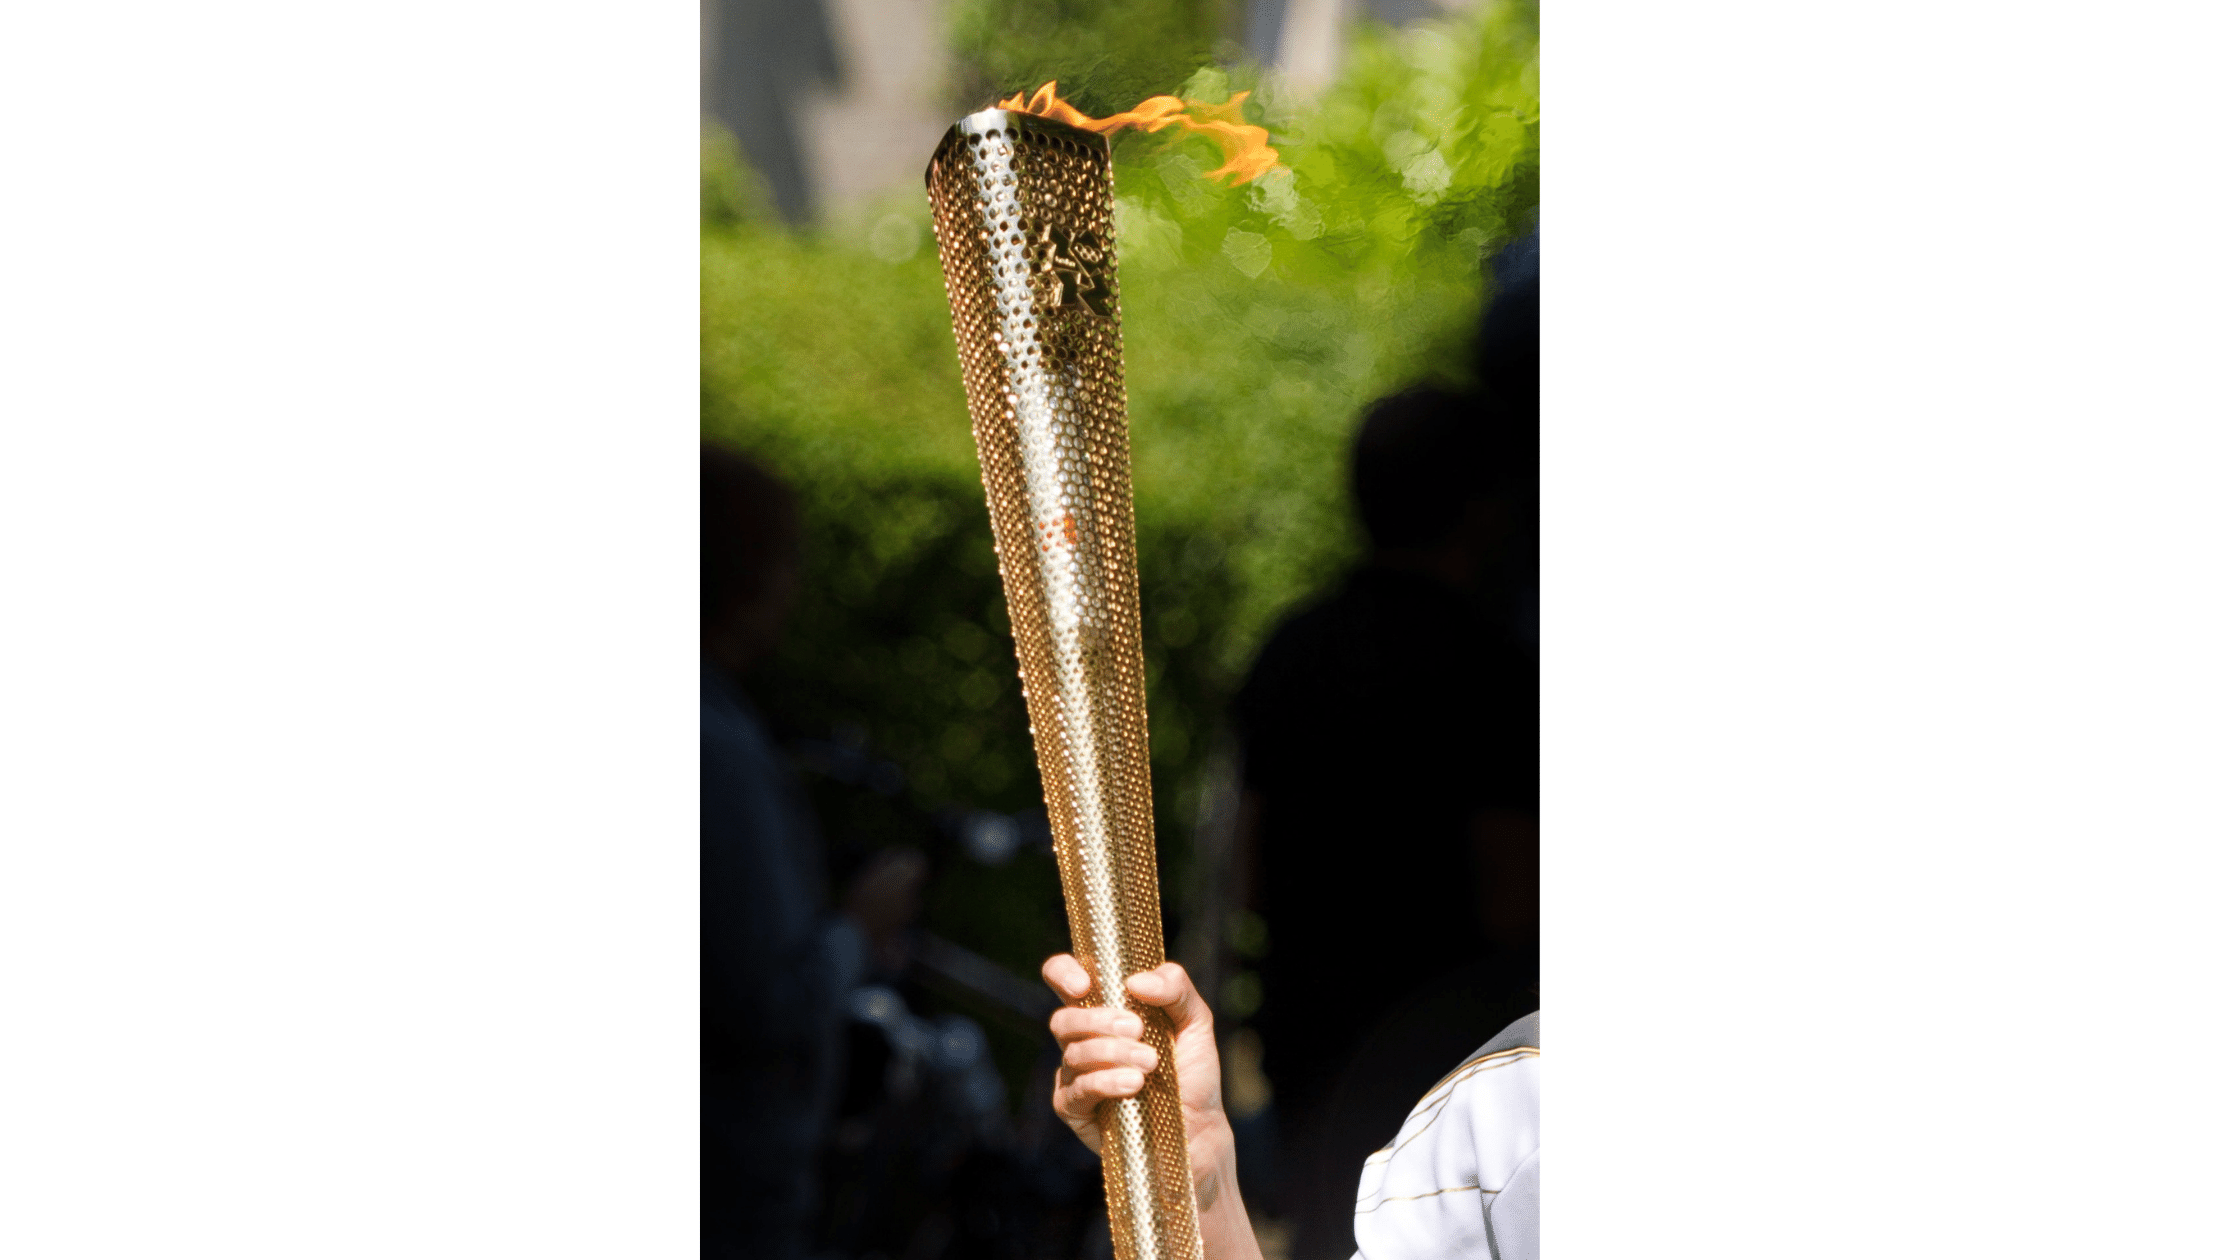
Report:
700,128,766,229
1087,1,1538,670
703,1,1537,988
946,0,1231,116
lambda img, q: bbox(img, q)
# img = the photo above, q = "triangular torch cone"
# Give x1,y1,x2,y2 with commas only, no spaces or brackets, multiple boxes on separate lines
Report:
925,107,1205,1260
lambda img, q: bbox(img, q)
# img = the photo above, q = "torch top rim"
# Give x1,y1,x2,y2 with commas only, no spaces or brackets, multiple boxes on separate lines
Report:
925,108,1112,191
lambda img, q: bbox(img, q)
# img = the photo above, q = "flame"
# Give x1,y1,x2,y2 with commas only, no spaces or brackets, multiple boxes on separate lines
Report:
995,81,1282,187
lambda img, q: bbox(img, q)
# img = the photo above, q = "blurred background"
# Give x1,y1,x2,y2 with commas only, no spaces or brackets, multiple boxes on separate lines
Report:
702,2,1537,1257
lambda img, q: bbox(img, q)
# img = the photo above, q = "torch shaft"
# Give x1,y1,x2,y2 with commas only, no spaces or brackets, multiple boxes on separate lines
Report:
927,108,1204,1260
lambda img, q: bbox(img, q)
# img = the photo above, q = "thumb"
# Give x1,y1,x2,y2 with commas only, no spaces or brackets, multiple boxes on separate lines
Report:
1123,962,1212,1037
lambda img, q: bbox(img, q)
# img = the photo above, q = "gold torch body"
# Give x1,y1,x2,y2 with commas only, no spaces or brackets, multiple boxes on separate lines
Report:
926,107,1205,1260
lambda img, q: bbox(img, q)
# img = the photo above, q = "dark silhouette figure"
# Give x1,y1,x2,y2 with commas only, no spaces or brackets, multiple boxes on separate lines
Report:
702,443,922,1259
1233,275,1538,1257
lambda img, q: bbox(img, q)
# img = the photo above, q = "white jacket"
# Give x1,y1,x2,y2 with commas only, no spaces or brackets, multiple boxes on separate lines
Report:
1351,1012,1540,1260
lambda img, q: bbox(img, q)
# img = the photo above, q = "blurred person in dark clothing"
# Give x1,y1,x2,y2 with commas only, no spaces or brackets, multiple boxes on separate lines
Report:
702,442,925,1260
1232,372,1537,1258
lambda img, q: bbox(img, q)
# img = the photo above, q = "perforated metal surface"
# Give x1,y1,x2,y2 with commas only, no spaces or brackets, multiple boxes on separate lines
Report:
927,108,1203,1260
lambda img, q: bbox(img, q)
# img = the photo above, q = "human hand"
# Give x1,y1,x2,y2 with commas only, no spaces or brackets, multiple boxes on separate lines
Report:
1041,955,1234,1213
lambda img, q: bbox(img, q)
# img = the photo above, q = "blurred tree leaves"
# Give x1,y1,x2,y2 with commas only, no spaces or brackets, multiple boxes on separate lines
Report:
1097,1,1538,671
946,0,1231,116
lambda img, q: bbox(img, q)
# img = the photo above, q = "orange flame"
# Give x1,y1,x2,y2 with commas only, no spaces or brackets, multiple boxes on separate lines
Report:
995,81,1282,187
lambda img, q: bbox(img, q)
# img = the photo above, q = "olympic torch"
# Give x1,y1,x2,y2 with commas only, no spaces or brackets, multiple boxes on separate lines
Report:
926,104,1203,1260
